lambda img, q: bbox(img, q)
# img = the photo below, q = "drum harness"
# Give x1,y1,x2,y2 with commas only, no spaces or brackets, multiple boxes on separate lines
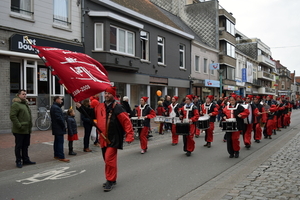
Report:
226,103,239,119
183,104,194,123
169,103,178,118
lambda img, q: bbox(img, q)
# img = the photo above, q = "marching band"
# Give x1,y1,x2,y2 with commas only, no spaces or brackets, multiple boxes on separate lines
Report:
127,93,293,158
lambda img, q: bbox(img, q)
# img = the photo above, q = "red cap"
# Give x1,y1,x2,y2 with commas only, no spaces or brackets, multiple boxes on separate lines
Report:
141,96,149,102
173,96,179,101
105,86,116,97
254,96,261,99
269,105,277,112
247,95,253,99
230,94,237,100
206,95,214,100
267,95,273,99
186,95,193,101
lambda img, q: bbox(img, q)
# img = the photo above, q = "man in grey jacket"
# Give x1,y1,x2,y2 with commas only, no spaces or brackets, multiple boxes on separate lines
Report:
10,89,36,168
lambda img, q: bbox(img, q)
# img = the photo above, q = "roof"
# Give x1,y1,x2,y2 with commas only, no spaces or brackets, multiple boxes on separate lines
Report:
109,0,181,30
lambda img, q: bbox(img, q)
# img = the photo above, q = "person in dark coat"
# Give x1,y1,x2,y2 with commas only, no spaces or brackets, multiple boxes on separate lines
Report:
121,96,132,117
81,99,93,152
50,96,69,162
10,89,35,168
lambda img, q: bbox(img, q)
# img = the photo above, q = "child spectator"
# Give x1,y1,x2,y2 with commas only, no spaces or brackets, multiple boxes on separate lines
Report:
66,107,78,155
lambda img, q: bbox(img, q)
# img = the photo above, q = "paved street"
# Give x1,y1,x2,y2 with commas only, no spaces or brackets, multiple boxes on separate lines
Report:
0,110,300,200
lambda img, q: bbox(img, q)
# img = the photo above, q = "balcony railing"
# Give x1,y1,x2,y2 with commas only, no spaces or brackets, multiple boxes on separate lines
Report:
258,87,276,94
257,71,274,81
257,55,276,68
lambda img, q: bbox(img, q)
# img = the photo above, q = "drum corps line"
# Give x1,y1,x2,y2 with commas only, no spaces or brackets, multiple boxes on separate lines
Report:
130,94,293,158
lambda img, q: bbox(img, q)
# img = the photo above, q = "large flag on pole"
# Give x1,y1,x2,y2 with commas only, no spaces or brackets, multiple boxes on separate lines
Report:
32,45,111,102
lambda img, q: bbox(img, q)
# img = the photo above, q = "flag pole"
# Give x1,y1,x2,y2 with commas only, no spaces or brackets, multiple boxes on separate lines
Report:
24,36,110,144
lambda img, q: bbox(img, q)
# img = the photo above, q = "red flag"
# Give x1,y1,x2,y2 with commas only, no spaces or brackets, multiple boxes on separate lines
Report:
32,45,111,102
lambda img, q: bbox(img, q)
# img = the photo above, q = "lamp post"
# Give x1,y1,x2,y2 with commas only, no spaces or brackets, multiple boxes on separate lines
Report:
218,69,224,97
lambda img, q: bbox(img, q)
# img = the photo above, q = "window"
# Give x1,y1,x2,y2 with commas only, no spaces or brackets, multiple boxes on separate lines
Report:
203,58,208,74
52,76,64,96
226,43,235,58
236,61,242,78
11,0,33,18
226,19,235,35
140,31,149,61
211,61,215,75
157,36,165,64
281,81,285,89
226,67,235,80
94,23,103,50
110,26,135,56
195,56,199,72
23,60,37,96
179,44,185,69
53,0,71,28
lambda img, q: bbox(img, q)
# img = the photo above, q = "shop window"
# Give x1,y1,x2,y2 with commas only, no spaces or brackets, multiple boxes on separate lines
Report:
51,76,64,96
10,62,21,94
24,60,37,96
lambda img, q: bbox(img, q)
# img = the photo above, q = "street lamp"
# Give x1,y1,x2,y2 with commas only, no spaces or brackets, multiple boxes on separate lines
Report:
218,69,224,97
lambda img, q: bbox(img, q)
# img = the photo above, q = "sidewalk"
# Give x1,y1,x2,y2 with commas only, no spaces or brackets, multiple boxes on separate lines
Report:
0,121,162,172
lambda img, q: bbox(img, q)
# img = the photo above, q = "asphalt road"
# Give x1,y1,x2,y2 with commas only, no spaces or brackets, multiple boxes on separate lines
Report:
1,110,299,200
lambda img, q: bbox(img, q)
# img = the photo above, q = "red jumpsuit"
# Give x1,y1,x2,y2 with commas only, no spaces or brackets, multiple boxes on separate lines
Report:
253,103,267,142
178,104,199,153
222,104,249,157
89,101,134,182
156,106,165,134
265,105,278,137
242,103,258,147
168,103,180,144
136,104,156,151
201,103,218,144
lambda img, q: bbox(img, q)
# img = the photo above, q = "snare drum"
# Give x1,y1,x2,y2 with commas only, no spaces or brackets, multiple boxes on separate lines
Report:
176,123,190,135
164,117,173,123
222,118,238,132
130,117,144,128
173,117,181,124
197,116,210,130
154,116,165,123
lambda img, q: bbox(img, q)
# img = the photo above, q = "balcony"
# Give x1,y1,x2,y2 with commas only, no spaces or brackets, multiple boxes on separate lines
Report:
257,55,276,68
258,87,276,95
257,71,274,81
219,28,236,44
219,53,236,67
252,79,262,86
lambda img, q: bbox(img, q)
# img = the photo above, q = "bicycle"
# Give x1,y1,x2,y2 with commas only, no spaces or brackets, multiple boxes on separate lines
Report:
35,107,51,131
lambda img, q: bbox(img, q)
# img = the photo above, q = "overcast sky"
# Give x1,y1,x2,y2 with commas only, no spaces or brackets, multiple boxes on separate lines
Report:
218,0,300,76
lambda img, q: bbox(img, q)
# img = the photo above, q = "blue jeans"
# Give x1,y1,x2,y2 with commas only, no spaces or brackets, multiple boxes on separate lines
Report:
54,135,65,159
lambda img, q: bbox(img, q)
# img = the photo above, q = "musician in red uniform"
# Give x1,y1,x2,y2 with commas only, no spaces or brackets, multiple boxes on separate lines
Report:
275,97,285,132
242,95,257,149
168,96,181,145
200,95,218,148
222,95,249,158
136,97,156,154
264,104,278,139
76,86,134,192
156,100,165,135
193,96,201,138
179,95,199,156
283,97,292,127
252,96,267,143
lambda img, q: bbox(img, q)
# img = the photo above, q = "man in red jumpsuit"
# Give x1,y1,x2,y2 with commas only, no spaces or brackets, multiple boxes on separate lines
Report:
76,86,134,192
222,95,249,158
179,95,199,156
135,97,156,154
200,95,218,148
252,96,267,143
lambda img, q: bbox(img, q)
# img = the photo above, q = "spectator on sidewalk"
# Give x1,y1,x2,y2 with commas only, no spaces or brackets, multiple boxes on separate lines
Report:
90,94,100,147
10,89,36,168
50,96,69,162
81,99,93,152
121,96,132,117
66,108,78,156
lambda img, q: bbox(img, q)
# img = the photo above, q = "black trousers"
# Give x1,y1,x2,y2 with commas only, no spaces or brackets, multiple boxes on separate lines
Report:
83,124,92,149
13,133,31,162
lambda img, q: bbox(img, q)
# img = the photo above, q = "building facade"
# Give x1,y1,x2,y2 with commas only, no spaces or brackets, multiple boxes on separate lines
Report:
0,0,83,132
